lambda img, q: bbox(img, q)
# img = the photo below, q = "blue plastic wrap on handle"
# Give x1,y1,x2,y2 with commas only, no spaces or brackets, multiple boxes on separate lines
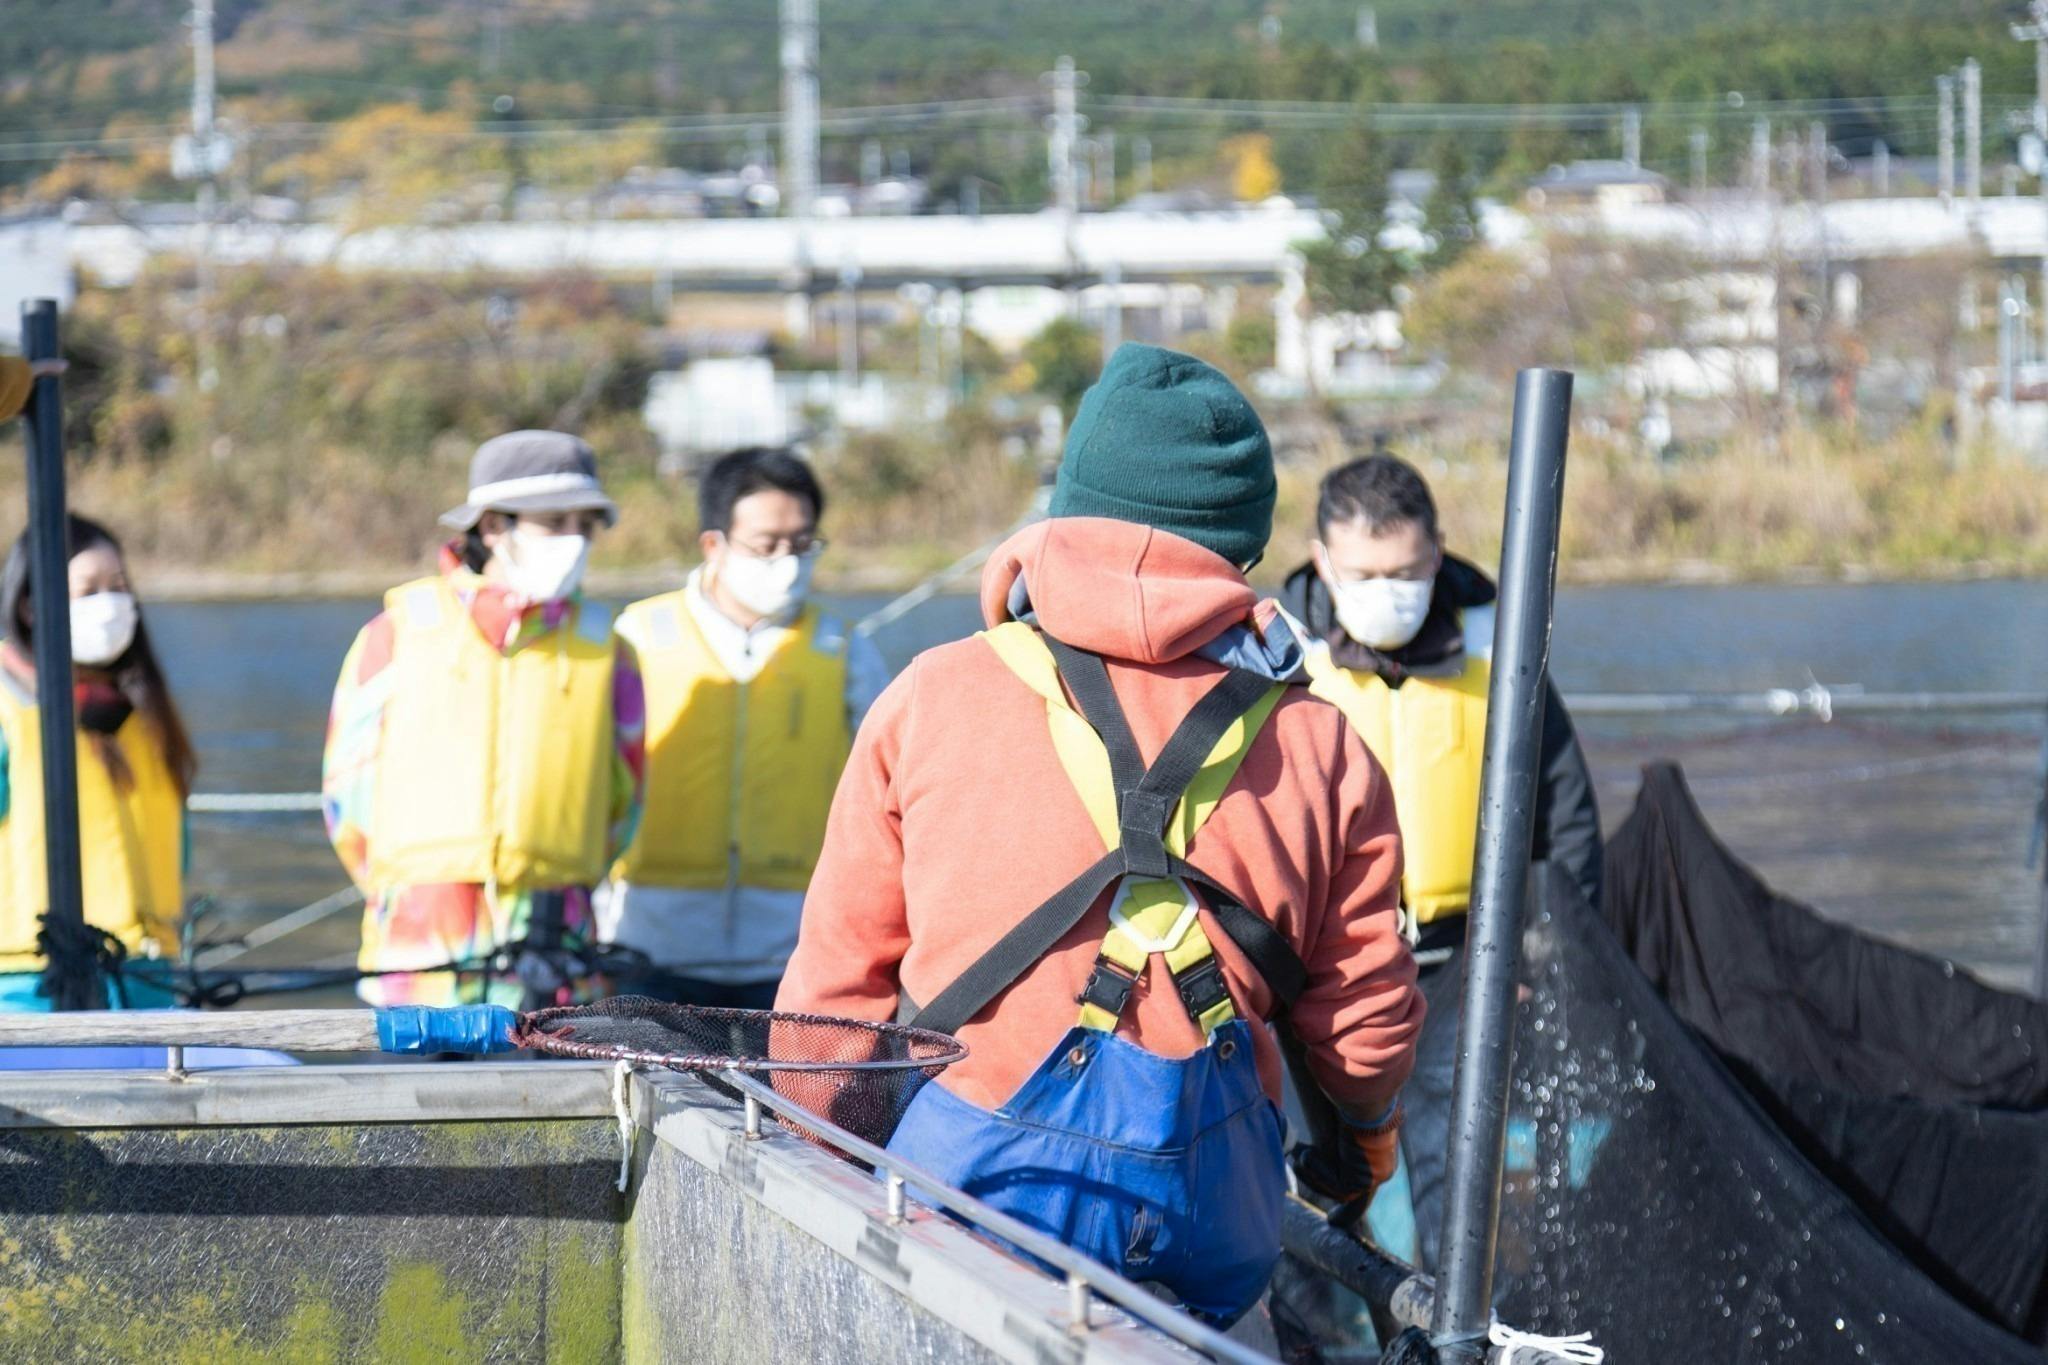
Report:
374,1004,520,1055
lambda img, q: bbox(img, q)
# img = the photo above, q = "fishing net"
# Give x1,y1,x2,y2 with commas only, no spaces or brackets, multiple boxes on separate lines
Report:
1477,861,2040,1363
509,995,965,1146
1604,764,2048,1344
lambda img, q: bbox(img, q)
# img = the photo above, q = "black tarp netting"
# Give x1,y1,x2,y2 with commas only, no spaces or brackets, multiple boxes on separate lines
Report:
1601,763,2048,1344
1481,862,2039,1362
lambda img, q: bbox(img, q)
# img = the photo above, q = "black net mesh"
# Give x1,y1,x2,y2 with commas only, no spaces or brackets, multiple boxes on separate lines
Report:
1479,866,2040,1362
510,996,965,1147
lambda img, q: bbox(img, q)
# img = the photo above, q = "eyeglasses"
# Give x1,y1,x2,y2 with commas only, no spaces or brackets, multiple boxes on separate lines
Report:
727,534,827,560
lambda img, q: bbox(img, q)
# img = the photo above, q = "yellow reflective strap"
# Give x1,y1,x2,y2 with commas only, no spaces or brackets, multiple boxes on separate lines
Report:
983,622,1118,848
977,622,1285,1034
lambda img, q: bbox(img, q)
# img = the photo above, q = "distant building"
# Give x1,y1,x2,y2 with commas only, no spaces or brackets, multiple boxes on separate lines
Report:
1526,160,1671,211
0,216,72,336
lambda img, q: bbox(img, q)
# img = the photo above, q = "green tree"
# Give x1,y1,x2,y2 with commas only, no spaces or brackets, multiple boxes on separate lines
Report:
1422,139,1483,275
1023,317,1103,420
1300,121,1406,315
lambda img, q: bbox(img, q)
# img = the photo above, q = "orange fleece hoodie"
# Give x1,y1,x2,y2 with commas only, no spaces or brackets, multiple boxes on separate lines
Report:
776,517,1423,1120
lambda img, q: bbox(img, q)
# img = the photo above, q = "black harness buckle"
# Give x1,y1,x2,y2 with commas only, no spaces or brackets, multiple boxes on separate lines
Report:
1173,956,1233,1021
1077,958,1141,1019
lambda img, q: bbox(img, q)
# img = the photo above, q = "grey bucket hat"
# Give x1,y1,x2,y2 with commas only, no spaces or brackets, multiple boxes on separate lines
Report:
439,430,620,531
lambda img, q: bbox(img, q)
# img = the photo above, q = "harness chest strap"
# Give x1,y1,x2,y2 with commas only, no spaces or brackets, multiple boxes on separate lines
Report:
911,622,1297,1040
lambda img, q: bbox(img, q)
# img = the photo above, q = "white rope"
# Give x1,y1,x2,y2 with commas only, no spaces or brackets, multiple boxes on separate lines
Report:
612,1060,638,1194
1488,1322,1604,1364
192,885,365,967
852,486,1050,638
1685,741,2019,794
188,792,325,813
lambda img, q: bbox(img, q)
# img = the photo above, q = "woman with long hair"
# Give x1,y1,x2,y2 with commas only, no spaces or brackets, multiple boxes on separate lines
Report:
0,514,196,1010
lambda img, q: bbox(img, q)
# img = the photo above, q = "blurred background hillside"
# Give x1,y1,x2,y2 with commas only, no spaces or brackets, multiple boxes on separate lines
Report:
6,0,2048,586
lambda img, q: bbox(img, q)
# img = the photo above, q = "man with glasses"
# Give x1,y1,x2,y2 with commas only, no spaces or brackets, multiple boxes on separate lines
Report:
603,446,888,1008
1277,451,1601,1271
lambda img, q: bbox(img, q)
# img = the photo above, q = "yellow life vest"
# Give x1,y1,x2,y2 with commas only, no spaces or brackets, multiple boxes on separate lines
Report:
0,672,183,972
366,577,618,890
981,622,1284,1037
1305,606,1492,923
613,591,851,892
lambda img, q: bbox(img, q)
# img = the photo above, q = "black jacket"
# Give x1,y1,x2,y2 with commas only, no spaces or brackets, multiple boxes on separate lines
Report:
1277,555,1603,911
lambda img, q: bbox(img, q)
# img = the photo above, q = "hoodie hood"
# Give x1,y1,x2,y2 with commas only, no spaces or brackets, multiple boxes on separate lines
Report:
981,517,1259,665
1278,551,1497,683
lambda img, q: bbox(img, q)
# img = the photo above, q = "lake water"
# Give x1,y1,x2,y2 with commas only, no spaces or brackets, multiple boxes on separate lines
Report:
155,578,2048,990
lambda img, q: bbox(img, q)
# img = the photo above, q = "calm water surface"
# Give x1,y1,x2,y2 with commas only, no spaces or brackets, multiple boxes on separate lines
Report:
151,579,2048,988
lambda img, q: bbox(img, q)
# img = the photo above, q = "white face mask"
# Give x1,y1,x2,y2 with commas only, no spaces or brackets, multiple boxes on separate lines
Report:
717,546,815,621
70,591,139,666
1328,571,1435,651
495,524,590,603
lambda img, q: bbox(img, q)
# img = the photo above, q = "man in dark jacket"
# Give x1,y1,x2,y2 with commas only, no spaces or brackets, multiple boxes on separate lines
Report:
1277,451,1601,1270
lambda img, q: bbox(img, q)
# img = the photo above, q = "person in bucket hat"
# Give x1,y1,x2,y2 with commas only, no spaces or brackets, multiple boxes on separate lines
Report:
322,431,646,1010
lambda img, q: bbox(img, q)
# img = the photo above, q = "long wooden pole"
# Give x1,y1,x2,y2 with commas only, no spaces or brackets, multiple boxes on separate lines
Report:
0,1009,382,1051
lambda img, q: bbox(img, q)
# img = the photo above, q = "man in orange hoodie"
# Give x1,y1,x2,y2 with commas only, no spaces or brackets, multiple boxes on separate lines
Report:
777,343,1422,1325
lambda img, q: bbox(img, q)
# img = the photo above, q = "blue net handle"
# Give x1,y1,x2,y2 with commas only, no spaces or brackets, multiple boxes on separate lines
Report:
374,1004,520,1055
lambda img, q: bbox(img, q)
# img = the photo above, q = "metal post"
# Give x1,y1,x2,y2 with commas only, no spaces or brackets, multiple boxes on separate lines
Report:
1874,139,1890,196
1964,58,1983,203
779,0,819,221
19,301,95,1011
1046,56,1083,215
1689,126,1708,195
1750,118,1770,194
1621,106,1641,170
2031,716,2048,999
1431,368,1573,1359
1938,73,1956,204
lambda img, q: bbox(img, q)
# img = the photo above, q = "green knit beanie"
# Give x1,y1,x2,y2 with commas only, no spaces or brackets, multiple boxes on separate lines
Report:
1048,343,1276,568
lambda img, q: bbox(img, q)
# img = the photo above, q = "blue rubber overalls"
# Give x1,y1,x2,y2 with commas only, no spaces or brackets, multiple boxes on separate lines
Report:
888,623,1310,1326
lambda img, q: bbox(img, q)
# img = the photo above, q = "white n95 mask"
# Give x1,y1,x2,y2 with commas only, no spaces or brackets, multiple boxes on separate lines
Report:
497,525,590,603
1330,575,1434,651
719,549,815,620
70,591,139,666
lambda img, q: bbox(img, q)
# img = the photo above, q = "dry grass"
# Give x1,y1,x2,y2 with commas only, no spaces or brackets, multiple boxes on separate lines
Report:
7,414,2045,597
1259,426,2048,587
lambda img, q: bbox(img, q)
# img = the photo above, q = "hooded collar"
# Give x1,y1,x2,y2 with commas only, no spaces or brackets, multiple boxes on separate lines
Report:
1277,552,1497,685
982,517,1305,681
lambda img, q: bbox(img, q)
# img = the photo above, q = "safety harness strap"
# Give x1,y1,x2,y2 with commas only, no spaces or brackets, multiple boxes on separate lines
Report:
912,847,1126,1038
912,628,1310,1038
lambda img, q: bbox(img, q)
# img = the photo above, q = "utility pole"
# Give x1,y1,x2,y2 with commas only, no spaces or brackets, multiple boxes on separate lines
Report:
779,0,819,221
1045,56,1086,215
1689,126,1709,195
1621,105,1642,170
185,0,219,398
1938,72,1956,204
1133,135,1153,199
2014,2,2048,373
1964,58,1983,202
1097,131,1116,207
1750,117,1771,194
1874,139,1890,196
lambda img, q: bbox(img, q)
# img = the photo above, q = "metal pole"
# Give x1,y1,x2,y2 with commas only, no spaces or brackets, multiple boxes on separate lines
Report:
1431,367,1573,1360
2037,13,2048,369
1938,73,1956,204
1964,58,1983,204
779,0,819,222
19,300,95,1010
1689,126,1708,195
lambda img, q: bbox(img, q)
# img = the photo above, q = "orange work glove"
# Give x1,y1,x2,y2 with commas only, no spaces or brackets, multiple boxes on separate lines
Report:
1355,1122,1401,1204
